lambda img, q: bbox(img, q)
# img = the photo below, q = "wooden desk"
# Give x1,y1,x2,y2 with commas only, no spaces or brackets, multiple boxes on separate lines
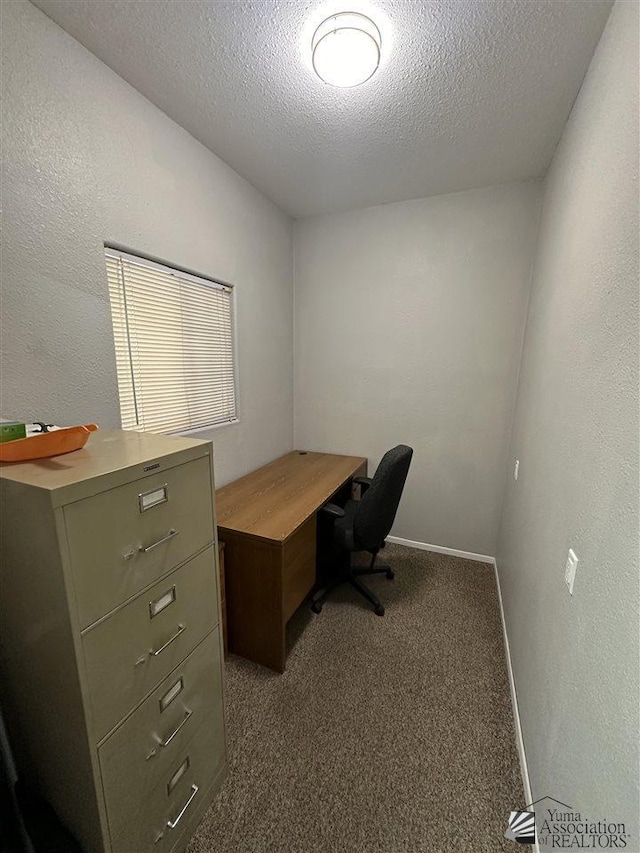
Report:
216,451,367,672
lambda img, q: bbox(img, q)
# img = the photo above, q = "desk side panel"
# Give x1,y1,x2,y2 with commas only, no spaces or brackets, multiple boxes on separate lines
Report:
220,531,285,672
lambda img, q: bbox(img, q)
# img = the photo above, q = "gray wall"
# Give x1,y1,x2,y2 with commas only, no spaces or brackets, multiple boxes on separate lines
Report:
294,183,541,555
497,0,639,836
0,0,293,487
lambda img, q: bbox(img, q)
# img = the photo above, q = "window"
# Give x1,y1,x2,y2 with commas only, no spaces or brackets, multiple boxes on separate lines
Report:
105,248,236,434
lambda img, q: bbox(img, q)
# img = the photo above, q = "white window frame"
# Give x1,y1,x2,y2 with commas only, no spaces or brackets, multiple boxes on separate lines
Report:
105,246,239,436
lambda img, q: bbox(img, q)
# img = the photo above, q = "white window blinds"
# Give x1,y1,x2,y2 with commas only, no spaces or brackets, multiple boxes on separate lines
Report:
105,249,236,434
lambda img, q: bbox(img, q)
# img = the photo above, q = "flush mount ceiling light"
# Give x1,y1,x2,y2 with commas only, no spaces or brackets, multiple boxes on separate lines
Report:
312,12,382,87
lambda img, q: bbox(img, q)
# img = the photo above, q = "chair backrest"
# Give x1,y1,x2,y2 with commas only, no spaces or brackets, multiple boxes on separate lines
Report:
353,445,413,551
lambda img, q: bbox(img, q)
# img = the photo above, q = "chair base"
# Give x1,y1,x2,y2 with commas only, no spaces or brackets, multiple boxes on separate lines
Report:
311,551,393,617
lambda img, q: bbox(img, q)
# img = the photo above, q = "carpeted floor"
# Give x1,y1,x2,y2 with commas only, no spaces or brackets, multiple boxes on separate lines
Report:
187,544,524,853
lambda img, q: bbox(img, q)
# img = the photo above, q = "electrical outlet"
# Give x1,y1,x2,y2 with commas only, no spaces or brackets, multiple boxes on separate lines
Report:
514,459,519,481
565,549,578,595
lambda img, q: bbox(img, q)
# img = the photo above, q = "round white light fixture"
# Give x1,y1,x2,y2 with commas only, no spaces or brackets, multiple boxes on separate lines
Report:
312,12,381,88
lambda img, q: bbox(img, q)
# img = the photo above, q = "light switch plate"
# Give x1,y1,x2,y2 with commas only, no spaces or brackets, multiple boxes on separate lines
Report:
514,459,519,480
565,549,578,595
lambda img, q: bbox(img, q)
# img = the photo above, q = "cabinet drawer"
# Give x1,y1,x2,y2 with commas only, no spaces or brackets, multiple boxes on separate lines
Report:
65,457,214,628
99,630,223,841
83,548,218,740
110,722,225,853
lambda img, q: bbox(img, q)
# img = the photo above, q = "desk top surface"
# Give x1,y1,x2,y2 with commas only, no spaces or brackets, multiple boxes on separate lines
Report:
215,451,367,543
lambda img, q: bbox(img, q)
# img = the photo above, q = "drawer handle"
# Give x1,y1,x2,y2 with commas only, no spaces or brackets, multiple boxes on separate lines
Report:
167,784,199,830
159,709,193,748
150,624,186,657
146,709,193,760
139,529,179,554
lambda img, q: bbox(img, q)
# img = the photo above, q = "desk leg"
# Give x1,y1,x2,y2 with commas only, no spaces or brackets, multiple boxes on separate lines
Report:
223,533,286,673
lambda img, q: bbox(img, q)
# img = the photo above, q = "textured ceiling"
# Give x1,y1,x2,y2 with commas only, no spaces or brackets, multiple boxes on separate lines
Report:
32,0,612,218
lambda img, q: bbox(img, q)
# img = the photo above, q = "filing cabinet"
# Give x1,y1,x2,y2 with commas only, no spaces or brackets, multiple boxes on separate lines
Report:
0,429,227,853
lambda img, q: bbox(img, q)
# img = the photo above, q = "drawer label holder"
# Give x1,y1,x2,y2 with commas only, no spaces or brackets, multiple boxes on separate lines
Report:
138,484,169,512
167,756,190,795
149,586,176,619
159,676,184,713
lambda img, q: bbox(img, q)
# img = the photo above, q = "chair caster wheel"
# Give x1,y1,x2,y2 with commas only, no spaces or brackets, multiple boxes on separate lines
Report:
385,569,395,580
374,604,385,617
311,602,322,614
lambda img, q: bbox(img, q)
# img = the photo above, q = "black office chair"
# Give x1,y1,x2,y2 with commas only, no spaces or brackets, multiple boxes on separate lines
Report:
311,444,413,617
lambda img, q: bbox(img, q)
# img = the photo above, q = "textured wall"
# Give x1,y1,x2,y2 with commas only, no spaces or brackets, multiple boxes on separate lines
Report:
294,182,541,555
497,0,639,836
0,0,293,486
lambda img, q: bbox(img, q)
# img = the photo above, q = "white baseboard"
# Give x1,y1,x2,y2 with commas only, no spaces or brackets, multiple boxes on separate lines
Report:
386,535,495,564
493,559,539,853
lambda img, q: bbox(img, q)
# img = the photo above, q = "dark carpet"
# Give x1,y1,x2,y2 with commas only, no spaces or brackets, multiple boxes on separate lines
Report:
187,544,523,853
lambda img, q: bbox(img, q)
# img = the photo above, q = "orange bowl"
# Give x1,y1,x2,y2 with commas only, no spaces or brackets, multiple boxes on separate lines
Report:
0,424,99,463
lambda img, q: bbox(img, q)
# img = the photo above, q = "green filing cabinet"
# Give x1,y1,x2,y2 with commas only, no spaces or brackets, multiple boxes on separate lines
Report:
0,429,227,853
